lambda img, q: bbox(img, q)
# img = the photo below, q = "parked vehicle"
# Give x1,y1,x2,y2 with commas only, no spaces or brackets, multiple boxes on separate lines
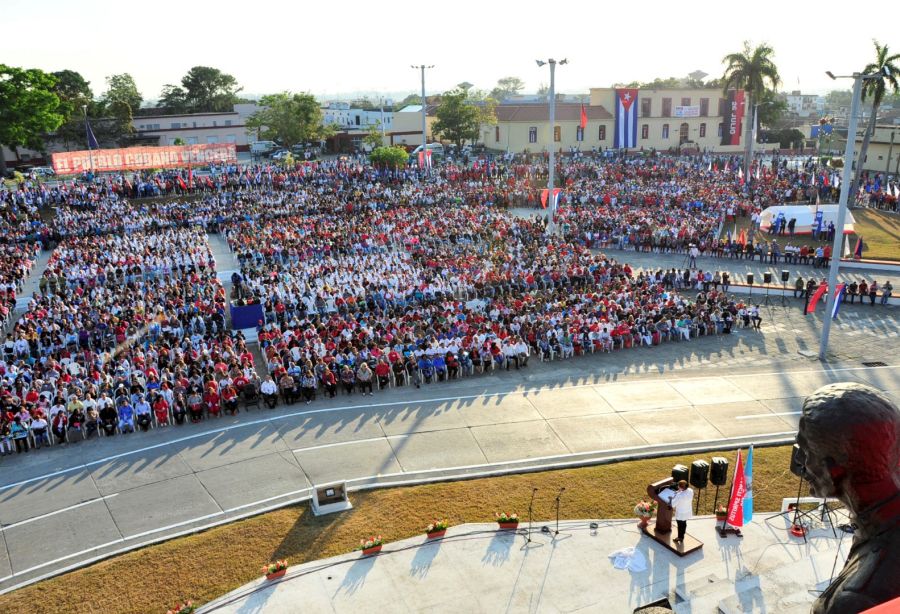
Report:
250,141,277,155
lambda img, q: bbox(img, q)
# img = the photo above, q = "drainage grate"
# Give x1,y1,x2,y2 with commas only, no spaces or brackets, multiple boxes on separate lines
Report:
862,361,887,367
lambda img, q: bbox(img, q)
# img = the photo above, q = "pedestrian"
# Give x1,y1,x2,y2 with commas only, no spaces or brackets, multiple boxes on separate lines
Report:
669,480,694,544
881,281,893,305
868,280,878,306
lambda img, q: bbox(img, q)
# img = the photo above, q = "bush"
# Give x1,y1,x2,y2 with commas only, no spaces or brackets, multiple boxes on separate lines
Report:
369,146,409,169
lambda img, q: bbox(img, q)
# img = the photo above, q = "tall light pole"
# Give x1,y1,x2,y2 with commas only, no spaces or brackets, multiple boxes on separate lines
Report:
819,69,886,361
536,58,567,233
411,65,434,169
747,100,772,178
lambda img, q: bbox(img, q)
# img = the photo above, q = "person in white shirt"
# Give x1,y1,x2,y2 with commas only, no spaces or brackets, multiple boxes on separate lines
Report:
669,480,694,543
260,376,278,409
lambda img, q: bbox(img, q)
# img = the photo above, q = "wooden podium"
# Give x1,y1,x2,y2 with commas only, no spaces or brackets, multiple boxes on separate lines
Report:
642,477,703,557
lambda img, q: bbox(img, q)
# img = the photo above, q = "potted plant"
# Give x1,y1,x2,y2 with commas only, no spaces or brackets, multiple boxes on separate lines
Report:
496,512,519,530
359,535,383,556
425,519,450,539
166,601,195,614
261,559,288,580
715,505,728,521
634,500,657,528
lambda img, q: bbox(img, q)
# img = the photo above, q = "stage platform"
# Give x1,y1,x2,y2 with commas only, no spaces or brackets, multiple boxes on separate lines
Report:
198,513,850,613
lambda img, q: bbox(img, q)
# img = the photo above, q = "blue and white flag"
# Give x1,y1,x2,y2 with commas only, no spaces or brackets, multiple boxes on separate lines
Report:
832,283,846,319
743,445,753,524
813,210,824,235
614,88,639,149
85,116,99,150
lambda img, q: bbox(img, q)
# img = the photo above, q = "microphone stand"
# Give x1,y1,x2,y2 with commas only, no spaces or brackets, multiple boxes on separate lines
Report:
553,488,565,536
526,488,537,544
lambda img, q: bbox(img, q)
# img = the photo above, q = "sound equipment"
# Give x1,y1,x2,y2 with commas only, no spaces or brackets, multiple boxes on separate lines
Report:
671,464,689,484
781,270,790,282
690,460,709,489
790,443,804,477
710,457,729,486
746,273,754,285
763,272,773,284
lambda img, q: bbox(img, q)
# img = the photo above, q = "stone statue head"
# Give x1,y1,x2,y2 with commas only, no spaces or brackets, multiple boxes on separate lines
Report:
797,382,900,505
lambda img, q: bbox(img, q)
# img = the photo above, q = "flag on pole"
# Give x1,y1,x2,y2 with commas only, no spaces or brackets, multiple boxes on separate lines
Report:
738,228,747,247
724,161,731,173
806,283,828,314
540,188,562,210
613,88,639,148
832,283,847,319
707,161,712,172
755,164,760,181
854,236,864,259
738,167,744,185
725,449,746,527
85,116,99,150
579,103,588,130
743,445,754,524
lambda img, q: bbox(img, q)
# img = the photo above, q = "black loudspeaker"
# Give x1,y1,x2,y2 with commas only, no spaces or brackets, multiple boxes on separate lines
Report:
790,443,805,477
710,457,729,486
781,270,790,283
746,273,754,285
672,464,689,484
763,272,773,284
690,460,710,489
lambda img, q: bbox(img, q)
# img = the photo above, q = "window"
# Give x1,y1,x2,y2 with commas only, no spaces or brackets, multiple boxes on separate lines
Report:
662,124,669,139
641,98,651,117
225,134,237,143
717,123,724,137
529,127,537,143
576,126,584,142
224,120,232,126
718,98,726,116
681,97,691,107
641,124,649,139
553,126,561,142
212,121,217,127
186,137,199,144
171,122,181,129
662,98,672,117
206,136,218,144
699,123,706,138
495,126,500,142
700,98,709,117
598,125,606,140
355,115,360,126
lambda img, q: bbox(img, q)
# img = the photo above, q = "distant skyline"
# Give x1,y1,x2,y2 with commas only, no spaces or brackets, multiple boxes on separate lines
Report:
3,0,896,105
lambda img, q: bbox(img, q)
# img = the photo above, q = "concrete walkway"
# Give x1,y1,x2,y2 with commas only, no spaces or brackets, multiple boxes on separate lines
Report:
199,515,850,614
5,248,52,335
206,231,241,329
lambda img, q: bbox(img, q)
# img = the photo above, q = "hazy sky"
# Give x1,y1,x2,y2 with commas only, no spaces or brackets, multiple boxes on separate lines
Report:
3,0,896,103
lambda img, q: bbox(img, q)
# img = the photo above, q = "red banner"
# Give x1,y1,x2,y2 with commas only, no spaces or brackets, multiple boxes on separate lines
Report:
725,449,745,527
806,283,828,314
51,143,237,174
721,89,745,147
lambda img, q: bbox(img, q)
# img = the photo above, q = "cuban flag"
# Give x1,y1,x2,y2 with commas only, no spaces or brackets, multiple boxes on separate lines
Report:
832,283,846,319
743,444,753,524
614,88,638,149
854,236,864,259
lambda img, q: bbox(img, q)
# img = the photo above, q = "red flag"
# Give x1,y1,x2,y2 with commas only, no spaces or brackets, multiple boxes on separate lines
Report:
806,283,828,313
177,176,187,191
725,449,746,527
738,229,746,246
823,173,830,187
580,104,588,130
540,189,549,209
188,165,193,187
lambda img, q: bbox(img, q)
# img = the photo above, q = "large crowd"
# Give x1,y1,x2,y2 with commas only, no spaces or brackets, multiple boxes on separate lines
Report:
1,153,894,455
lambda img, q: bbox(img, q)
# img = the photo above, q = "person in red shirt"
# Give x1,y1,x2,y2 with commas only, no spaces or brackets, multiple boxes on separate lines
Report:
221,385,239,415
153,395,170,426
203,389,220,417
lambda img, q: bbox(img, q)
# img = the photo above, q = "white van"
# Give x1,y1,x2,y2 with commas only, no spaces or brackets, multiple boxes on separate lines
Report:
411,143,445,157
250,141,277,155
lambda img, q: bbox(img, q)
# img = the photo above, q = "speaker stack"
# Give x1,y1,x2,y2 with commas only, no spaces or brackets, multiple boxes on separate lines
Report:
710,456,729,519
671,464,689,485
763,271,773,284
690,460,710,513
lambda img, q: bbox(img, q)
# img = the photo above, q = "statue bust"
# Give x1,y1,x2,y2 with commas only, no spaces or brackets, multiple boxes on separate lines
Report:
796,382,900,614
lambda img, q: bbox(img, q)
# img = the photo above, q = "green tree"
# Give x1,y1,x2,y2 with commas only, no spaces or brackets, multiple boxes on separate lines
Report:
432,88,482,148
362,122,383,150
0,65,64,174
246,92,328,149
369,146,409,169
490,76,525,102
179,66,242,113
172,137,186,146
102,73,142,113
721,41,781,174
157,84,188,113
756,88,787,130
852,39,899,202
51,70,93,150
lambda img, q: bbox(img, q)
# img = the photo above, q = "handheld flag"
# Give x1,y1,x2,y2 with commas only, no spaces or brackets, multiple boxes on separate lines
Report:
743,445,753,524
579,103,588,130
85,116,99,150
755,164,760,181
725,449,746,527
853,236,864,259
831,283,846,319
806,283,828,314
738,166,744,185
738,228,747,247
707,161,712,172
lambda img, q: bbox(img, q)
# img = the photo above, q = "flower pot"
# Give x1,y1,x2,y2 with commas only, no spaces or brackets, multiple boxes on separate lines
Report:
426,530,446,539
715,514,728,522
265,568,286,580
638,516,650,528
362,545,382,556
497,522,519,530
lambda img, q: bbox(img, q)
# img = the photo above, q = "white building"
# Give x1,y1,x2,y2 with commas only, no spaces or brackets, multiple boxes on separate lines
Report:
132,103,262,150
321,102,392,132
783,91,825,118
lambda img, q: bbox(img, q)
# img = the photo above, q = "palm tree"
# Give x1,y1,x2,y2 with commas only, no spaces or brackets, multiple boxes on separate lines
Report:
721,42,781,176
852,40,899,203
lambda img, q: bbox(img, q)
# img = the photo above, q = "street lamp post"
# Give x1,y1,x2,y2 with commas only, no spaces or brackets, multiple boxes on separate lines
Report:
411,65,434,170
819,69,885,361
536,58,567,234
748,100,771,178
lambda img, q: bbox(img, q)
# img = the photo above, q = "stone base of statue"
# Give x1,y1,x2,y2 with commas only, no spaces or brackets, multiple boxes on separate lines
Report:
642,521,703,557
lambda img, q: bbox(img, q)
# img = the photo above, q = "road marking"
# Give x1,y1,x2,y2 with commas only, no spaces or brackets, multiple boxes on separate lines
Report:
223,488,311,513
0,363,896,493
736,411,802,420
125,511,225,541
0,537,126,580
1,494,118,531
292,434,408,454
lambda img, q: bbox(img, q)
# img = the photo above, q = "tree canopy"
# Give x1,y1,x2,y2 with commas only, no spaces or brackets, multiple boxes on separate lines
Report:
490,76,525,101
0,65,64,172
51,70,93,150
369,146,409,169
246,92,331,149
432,88,494,148
101,73,142,114
158,66,243,114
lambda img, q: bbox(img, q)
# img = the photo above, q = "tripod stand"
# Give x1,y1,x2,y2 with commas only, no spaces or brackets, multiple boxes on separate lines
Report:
524,488,538,544
541,487,566,537
766,473,836,543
